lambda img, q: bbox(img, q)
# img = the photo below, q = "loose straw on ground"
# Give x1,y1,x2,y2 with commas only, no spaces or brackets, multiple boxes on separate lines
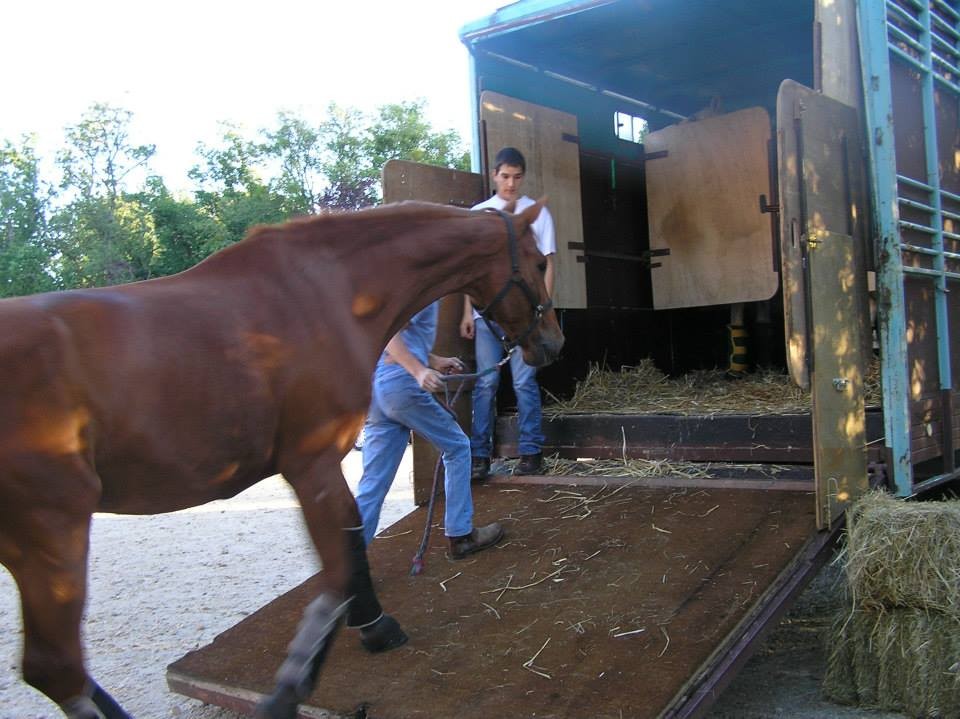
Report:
523,637,553,679
544,358,881,416
500,454,796,481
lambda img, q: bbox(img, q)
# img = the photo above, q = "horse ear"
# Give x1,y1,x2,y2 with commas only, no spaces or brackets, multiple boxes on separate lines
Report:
518,196,547,229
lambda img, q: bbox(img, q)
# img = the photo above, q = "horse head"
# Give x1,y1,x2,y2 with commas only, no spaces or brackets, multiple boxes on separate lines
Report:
472,200,565,368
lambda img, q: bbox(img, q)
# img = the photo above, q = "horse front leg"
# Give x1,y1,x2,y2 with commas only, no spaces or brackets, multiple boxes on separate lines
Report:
256,454,406,719
1,473,130,719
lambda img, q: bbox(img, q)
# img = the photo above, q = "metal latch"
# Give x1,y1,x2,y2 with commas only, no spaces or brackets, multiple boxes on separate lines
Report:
759,194,779,214
833,378,849,391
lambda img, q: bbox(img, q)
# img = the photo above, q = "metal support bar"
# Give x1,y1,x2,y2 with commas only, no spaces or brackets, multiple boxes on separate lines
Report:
933,11,960,39
900,241,960,263
888,1,923,30
887,22,925,54
889,43,960,94
900,195,960,224
917,4,954,420
912,466,960,495
898,220,960,243
903,265,960,280
934,0,960,22
859,0,913,495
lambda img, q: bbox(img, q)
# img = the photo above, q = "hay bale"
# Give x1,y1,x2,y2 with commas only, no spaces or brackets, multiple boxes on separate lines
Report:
843,491,960,615
824,607,960,717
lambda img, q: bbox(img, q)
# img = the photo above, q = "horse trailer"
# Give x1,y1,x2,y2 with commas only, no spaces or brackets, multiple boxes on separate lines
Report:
169,2,960,717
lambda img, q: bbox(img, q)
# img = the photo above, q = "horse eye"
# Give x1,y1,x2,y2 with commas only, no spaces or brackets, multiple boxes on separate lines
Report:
537,262,547,274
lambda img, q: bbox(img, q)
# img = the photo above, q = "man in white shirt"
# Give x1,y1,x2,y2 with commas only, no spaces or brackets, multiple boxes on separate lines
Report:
460,147,556,479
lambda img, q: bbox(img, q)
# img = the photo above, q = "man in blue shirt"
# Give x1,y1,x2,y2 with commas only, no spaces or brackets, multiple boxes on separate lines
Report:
356,301,504,559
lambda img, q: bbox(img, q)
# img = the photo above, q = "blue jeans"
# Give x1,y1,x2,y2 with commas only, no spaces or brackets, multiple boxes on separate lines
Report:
356,365,473,544
471,318,545,458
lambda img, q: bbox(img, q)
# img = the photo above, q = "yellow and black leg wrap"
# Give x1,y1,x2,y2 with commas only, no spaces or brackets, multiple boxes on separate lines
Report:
726,324,749,379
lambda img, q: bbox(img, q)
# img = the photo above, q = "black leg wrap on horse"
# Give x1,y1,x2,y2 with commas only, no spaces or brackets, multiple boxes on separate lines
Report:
255,594,348,719
344,527,408,653
344,527,383,628
90,680,130,719
60,680,131,719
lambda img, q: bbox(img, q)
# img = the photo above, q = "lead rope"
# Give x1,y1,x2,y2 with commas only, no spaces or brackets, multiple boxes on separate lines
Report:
409,351,513,576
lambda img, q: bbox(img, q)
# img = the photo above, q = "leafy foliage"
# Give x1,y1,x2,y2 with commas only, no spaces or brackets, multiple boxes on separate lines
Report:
0,100,469,294
0,139,57,297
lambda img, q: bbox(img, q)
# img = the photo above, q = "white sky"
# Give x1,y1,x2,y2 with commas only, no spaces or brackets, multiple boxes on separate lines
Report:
2,0,507,190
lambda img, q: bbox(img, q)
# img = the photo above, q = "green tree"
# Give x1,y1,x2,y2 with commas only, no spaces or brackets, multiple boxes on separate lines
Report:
59,103,155,204
311,100,469,210
261,111,324,216
317,104,378,210
365,99,470,179
55,103,159,287
0,138,57,297
51,195,158,288
0,101,472,291
136,178,229,277
189,124,286,244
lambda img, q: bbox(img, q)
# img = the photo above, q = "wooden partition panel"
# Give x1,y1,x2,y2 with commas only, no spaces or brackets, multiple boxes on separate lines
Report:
381,160,485,504
644,107,778,309
480,91,587,309
777,80,871,390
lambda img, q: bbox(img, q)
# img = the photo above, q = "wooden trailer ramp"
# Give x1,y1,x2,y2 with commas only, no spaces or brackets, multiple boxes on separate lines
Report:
168,478,834,719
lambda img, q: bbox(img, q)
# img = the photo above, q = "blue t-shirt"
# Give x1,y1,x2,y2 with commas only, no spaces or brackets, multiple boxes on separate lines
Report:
377,301,438,372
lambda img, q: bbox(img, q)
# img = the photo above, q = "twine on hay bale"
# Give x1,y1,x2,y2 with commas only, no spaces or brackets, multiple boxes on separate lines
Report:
842,491,960,614
824,608,960,716
823,491,960,717
544,358,882,417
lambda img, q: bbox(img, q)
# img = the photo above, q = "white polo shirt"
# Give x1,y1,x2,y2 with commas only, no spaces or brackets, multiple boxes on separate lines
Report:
471,194,557,257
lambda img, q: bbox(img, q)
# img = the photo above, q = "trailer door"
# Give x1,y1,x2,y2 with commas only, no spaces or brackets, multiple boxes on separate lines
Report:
382,159,484,504
643,107,779,309
479,91,587,309
777,80,870,526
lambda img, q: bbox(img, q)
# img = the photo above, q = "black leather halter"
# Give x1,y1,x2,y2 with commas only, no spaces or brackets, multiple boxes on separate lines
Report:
475,208,552,353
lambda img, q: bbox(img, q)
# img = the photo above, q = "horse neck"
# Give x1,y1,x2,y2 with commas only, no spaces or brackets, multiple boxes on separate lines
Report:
321,207,504,350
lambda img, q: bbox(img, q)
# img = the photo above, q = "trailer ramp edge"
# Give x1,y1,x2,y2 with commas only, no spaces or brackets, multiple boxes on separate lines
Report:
168,480,821,719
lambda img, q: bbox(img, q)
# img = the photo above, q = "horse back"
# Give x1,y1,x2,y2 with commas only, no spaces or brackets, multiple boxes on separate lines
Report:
0,261,375,514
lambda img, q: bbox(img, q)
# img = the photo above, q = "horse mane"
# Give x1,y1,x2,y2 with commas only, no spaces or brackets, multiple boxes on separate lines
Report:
254,201,466,240
196,202,470,271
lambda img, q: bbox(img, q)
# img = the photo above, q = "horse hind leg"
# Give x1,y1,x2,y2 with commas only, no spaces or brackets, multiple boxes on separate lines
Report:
14,530,130,718
1,463,130,718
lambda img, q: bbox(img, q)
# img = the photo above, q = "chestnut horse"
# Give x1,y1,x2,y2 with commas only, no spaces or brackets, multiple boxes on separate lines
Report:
0,200,563,719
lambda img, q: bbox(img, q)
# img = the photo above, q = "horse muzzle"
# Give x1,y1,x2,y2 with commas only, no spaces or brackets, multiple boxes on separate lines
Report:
521,327,564,368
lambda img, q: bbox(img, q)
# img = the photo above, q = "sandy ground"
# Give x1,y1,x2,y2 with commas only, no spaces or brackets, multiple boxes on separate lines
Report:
1,449,904,719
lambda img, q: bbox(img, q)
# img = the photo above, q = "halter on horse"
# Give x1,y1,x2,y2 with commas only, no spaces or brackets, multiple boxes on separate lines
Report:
0,200,563,719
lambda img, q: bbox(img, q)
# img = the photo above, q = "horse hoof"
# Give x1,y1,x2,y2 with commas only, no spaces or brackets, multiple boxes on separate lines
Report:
360,614,408,653
254,687,299,719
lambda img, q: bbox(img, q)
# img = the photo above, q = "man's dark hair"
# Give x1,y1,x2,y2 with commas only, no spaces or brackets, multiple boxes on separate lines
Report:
494,147,526,173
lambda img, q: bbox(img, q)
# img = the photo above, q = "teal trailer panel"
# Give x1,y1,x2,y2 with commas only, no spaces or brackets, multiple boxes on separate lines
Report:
858,0,960,495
